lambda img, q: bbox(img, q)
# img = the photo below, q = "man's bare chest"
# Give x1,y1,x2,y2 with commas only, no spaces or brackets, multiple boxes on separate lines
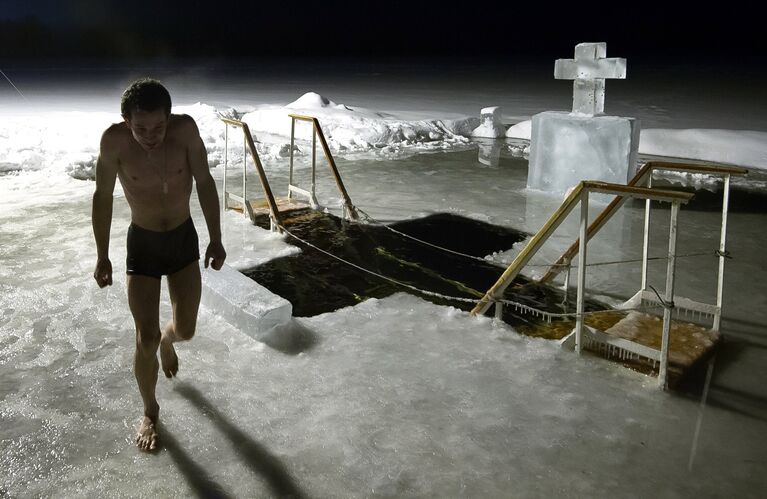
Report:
118,144,191,196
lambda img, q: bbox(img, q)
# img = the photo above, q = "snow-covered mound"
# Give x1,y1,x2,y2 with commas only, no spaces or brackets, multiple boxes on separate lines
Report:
241,92,478,156
0,93,483,180
286,92,350,111
506,120,532,140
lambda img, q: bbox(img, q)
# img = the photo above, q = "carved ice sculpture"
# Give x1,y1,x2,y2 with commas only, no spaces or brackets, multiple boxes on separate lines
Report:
554,42,626,116
527,42,639,195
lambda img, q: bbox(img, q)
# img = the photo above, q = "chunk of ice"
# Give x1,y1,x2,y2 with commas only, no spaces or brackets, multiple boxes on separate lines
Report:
554,42,627,116
527,111,640,195
471,106,505,138
200,263,292,339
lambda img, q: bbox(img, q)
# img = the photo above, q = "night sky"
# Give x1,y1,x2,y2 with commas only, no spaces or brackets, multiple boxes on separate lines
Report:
1,0,764,64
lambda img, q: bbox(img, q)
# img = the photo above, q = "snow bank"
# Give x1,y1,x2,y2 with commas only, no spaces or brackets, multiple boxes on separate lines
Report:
0,111,113,176
640,128,767,169
241,92,477,157
506,120,532,140
508,119,767,170
2,96,766,185
0,93,482,180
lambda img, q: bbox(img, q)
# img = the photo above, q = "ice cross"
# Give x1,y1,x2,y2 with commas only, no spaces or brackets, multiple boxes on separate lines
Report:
554,42,626,116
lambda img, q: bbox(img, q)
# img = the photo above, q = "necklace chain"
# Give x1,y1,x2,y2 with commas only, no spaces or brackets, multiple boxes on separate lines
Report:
148,144,168,194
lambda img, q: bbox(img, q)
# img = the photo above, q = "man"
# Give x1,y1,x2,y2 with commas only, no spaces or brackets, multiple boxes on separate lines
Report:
92,78,226,451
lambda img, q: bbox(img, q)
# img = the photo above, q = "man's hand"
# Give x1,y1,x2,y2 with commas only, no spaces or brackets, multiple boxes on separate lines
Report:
94,258,113,288
205,241,226,270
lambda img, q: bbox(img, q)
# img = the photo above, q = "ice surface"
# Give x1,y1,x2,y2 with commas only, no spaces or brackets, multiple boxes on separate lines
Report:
471,106,505,138
200,263,292,339
554,42,627,116
527,111,640,194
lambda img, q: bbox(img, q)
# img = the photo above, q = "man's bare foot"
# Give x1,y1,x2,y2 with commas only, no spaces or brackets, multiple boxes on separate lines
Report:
160,336,178,378
136,416,159,451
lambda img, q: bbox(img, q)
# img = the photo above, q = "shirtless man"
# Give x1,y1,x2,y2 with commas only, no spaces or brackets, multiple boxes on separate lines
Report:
92,78,226,451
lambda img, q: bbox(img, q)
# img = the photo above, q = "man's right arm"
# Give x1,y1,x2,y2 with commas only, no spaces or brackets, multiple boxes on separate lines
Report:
92,128,119,288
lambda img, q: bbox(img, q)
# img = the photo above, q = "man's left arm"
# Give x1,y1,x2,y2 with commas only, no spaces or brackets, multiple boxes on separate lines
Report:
185,116,226,270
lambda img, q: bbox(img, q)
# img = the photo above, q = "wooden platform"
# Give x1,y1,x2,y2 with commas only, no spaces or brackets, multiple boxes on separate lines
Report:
226,195,318,226
601,311,719,368
519,309,720,381
588,312,719,383
227,196,311,214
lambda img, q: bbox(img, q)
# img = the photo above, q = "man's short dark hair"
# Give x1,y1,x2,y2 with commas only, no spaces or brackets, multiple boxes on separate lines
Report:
121,78,172,119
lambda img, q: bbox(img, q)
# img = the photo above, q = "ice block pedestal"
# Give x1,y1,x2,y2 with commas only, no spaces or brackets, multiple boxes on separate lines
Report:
201,263,292,339
471,106,505,138
527,111,640,194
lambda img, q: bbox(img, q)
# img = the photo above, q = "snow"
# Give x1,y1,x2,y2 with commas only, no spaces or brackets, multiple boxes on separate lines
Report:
471,106,505,138
3,92,767,182
640,128,767,168
508,119,767,170
506,119,532,140
240,92,478,159
1,71,767,497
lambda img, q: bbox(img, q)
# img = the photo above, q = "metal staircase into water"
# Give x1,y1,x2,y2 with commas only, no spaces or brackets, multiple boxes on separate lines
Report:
470,162,748,389
538,161,747,331
220,115,358,232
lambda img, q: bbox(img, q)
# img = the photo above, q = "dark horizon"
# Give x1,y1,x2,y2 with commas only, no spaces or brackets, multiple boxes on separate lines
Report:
1,0,765,66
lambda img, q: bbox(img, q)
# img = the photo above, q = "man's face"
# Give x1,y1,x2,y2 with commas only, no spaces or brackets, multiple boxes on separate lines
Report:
125,109,168,152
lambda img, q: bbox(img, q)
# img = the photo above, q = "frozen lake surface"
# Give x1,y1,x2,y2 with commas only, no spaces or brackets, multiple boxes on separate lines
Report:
1,60,766,497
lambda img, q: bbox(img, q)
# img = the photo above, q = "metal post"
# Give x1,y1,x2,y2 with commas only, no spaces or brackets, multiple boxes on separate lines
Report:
289,118,295,199
659,201,680,389
641,174,653,291
495,302,503,320
242,133,247,204
311,125,317,201
575,190,589,355
223,125,228,213
714,174,731,331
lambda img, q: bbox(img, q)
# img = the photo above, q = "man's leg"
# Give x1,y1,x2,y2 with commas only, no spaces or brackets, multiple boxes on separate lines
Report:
160,261,201,378
127,274,162,451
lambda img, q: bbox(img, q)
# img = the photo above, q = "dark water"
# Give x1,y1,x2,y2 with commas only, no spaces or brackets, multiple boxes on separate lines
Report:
242,210,608,331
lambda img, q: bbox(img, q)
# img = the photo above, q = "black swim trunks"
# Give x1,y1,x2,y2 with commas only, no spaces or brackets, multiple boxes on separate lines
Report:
126,218,200,278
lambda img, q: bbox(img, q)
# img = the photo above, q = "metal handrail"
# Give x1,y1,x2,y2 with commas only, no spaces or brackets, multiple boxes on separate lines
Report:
471,180,694,389
537,161,747,331
470,180,692,317
288,114,359,220
220,118,283,229
538,161,748,285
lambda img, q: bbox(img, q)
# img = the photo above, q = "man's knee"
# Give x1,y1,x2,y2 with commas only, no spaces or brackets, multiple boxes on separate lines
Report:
173,320,196,341
135,326,160,354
